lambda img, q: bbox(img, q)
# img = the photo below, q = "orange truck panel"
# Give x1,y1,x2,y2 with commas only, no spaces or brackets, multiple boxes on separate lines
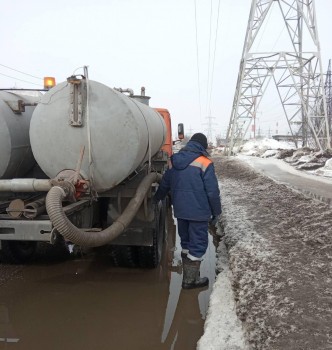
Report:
155,108,173,157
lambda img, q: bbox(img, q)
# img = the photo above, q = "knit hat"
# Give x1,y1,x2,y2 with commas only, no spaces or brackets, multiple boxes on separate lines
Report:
190,133,208,149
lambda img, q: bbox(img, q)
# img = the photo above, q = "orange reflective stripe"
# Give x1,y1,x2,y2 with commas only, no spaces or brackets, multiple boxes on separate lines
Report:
190,156,212,172
196,156,212,167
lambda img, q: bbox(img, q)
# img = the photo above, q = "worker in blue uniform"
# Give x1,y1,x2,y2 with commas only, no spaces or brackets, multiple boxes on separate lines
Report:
154,133,222,289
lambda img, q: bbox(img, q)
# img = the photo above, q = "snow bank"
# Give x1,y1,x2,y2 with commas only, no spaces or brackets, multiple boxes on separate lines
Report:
198,241,248,350
310,158,332,178
237,138,332,177
239,138,294,157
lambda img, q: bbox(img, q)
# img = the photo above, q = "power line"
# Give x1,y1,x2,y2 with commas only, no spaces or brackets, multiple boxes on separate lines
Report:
0,72,42,86
207,0,221,116
271,26,286,52
253,5,273,52
205,0,213,116
0,63,42,80
194,0,203,125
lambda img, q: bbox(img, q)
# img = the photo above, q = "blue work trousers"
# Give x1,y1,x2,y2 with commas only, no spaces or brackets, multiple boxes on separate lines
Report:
177,219,209,259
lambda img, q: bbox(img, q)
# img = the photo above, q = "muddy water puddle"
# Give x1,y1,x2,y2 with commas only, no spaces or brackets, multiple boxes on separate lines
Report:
0,213,218,350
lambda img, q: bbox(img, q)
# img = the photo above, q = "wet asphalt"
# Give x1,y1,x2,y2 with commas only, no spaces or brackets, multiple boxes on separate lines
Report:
243,156,332,205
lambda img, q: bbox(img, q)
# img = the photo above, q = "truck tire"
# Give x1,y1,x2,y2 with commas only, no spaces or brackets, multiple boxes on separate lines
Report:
0,241,37,264
35,240,70,262
138,200,166,268
111,245,138,268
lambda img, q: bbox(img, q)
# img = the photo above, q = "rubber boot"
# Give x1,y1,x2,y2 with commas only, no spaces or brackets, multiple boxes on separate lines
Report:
181,249,189,259
182,257,209,289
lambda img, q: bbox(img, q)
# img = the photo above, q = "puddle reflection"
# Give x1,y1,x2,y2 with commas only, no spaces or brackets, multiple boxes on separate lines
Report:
161,213,218,349
0,305,20,346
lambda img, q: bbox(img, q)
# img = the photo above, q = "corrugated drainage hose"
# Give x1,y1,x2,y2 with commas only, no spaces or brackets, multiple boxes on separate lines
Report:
46,173,162,247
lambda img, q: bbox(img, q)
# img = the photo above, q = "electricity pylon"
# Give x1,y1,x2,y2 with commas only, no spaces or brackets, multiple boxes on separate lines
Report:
324,59,332,135
204,114,217,146
225,0,330,155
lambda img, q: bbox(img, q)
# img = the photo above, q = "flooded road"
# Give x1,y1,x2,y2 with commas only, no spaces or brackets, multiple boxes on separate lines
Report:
0,211,218,350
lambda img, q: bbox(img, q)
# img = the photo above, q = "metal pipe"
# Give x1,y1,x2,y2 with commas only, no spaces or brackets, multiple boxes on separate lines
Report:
113,87,134,96
24,198,46,219
6,199,25,218
0,179,52,192
0,89,48,92
46,173,162,247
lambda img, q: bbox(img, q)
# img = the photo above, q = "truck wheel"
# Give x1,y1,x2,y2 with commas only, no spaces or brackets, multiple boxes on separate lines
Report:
35,239,70,262
0,241,37,264
111,245,138,268
138,200,166,268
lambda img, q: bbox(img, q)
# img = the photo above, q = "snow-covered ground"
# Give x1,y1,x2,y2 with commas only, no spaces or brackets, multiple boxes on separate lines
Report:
237,138,294,157
198,231,248,350
199,138,332,349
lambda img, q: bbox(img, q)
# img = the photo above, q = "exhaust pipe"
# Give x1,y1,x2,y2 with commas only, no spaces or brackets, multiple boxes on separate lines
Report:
46,173,162,247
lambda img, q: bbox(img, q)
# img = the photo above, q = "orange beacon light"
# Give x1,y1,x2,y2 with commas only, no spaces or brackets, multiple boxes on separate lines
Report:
43,77,56,90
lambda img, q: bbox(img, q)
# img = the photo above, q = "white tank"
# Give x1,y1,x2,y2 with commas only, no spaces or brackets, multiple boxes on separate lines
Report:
0,91,39,179
30,80,166,192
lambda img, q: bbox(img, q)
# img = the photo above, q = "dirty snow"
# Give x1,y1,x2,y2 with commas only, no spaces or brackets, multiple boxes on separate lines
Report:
200,138,332,349
239,138,294,157
198,240,248,350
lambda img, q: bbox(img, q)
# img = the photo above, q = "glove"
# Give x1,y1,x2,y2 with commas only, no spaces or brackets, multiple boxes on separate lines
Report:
209,215,219,226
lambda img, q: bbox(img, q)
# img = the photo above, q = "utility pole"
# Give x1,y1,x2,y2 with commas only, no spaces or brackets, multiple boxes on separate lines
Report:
225,0,330,155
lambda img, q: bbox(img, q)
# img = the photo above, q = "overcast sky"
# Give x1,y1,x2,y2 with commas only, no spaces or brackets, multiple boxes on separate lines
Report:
2,0,332,142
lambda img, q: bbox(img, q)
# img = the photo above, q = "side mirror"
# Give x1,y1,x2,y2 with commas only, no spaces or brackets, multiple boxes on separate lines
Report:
178,123,184,140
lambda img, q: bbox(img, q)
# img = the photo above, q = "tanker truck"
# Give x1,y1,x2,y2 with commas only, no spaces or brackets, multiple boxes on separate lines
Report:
0,73,182,267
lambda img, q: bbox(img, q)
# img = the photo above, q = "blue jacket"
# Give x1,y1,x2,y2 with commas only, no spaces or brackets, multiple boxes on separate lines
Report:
154,141,222,221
